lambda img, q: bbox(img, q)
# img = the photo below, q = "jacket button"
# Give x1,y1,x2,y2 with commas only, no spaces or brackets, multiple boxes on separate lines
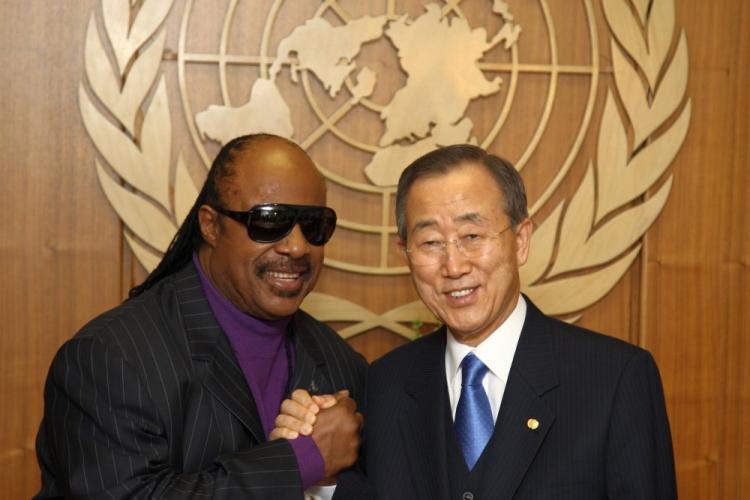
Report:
462,492,474,500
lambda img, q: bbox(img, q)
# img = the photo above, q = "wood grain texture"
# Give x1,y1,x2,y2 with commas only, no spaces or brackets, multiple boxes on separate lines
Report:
720,3,750,497
0,1,117,498
0,1,747,499
642,1,750,498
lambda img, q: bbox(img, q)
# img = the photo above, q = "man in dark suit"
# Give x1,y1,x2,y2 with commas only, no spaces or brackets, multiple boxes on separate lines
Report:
276,144,677,499
35,134,367,499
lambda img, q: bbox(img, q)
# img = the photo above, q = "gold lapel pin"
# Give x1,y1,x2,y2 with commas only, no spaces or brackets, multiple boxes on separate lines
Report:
527,418,540,430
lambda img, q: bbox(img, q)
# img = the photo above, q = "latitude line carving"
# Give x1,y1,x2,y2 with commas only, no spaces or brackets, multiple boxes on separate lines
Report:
80,0,690,337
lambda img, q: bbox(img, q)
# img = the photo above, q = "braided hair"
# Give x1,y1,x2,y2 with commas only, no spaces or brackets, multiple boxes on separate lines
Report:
129,133,278,297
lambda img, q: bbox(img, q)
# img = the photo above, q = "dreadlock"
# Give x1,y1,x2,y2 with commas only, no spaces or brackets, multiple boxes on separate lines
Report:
129,133,279,297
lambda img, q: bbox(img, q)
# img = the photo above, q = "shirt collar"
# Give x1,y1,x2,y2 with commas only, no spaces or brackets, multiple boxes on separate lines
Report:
192,253,291,345
446,294,527,387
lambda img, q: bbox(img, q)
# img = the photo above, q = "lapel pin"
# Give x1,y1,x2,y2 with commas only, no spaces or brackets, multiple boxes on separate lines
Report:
527,418,540,431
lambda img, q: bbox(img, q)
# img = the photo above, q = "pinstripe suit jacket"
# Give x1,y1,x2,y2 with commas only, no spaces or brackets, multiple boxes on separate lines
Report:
362,299,676,500
35,262,367,499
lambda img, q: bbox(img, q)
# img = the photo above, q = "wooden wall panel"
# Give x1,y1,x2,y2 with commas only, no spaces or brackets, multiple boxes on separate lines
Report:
0,1,747,499
643,0,750,498
0,1,111,497
722,10,750,487
716,0,750,494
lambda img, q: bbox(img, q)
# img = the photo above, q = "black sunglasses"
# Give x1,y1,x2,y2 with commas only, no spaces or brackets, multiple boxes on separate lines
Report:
211,203,337,246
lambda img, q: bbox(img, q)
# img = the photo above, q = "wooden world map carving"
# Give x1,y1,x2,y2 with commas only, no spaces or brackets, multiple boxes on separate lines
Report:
79,0,691,338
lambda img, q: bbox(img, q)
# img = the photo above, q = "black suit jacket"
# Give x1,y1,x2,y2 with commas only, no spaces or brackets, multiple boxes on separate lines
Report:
363,299,676,499
35,263,367,499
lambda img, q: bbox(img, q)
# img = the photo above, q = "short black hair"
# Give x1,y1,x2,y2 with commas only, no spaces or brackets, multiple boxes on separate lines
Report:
395,144,528,242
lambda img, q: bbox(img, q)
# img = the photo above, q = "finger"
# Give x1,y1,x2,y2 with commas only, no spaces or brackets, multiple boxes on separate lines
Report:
334,389,350,401
269,427,299,440
332,396,357,413
274,414,314,435
291,389,318,414
312,394,338,409
280,399,317,424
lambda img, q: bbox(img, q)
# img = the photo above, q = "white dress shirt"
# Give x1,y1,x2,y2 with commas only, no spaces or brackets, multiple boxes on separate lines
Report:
305,485,335,500
445,295,527,422
308,296,526,499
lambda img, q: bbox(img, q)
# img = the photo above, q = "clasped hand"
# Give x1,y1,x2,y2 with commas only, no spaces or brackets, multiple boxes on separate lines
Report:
271,389,363,484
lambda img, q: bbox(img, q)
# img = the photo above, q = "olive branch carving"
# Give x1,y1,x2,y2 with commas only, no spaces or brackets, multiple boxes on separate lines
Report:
519,0,690,316
79,0,196,272
80,0,690,338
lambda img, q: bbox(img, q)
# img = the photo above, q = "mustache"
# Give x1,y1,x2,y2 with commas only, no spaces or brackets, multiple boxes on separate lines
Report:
256,256,313,276
256,256,315,299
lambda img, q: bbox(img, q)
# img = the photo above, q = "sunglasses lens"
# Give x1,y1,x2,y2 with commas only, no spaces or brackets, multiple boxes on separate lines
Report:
248,206,296,243
245,205,337,245
299,208,337,246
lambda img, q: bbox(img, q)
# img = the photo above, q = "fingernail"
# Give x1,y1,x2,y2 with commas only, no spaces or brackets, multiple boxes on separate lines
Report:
302,424,312,435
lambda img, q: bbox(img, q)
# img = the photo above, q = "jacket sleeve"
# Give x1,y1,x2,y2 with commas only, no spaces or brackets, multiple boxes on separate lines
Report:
35,335,305,500
605,349,677,499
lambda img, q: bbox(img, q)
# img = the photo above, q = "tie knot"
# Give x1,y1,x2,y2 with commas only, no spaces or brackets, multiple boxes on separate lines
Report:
461,353,488,387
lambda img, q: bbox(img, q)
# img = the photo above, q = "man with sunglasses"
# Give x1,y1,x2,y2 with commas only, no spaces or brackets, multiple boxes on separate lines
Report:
35,134,367,499
274,144,676,499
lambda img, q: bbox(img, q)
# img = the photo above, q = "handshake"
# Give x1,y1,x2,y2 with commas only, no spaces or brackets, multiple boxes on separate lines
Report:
271,389,363,485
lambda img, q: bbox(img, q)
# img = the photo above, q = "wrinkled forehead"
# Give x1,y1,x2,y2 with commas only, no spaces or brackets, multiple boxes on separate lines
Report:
223,141,327,207
410,210,493,237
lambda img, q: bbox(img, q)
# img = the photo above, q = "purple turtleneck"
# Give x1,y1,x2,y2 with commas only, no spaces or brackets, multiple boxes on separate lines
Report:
193,254,325,489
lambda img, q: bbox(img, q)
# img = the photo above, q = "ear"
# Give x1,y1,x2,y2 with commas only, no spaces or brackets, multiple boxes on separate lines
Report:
198,205,221,248
514,218,533,266
398,238,412,268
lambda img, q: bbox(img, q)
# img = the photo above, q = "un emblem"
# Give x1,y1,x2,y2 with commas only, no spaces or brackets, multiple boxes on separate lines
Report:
80,0,690,337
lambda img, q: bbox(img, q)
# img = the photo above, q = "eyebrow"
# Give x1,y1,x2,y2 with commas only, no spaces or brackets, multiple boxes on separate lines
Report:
410,212,488,235
456,212,486,224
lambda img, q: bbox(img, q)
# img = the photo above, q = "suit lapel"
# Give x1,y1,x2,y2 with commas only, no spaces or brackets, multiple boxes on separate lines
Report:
173,263,265,444
479,298,559,499
400,329,451,500
288,313,334,396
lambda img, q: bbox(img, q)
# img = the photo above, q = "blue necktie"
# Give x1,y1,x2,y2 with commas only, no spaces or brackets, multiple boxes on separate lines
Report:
454,353,494,470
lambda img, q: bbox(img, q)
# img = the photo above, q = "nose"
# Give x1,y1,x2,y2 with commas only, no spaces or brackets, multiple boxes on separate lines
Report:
275,224,310,258
441,242,472,278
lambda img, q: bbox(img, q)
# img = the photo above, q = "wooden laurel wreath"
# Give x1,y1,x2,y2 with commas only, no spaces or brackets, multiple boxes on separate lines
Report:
79,0,690,339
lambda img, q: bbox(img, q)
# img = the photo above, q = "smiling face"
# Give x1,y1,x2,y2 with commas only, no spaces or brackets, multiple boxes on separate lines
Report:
197,137,328,320
403,162,532,346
